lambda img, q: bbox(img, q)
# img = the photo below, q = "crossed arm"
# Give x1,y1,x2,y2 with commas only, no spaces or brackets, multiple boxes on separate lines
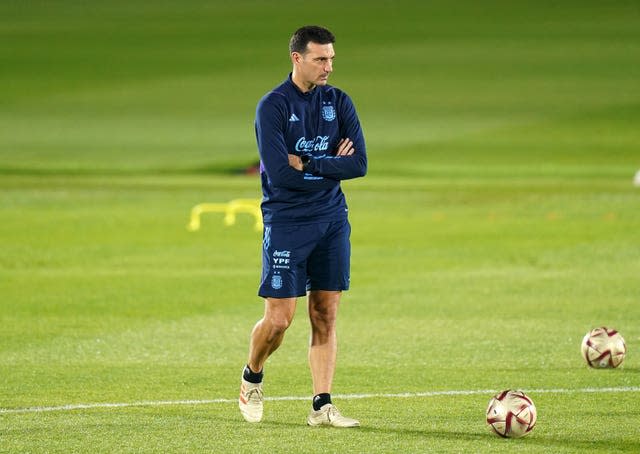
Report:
256,94,366,189
287,138,355,171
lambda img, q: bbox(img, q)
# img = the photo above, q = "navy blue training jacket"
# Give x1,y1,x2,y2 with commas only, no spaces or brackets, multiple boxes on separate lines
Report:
255,74,367,225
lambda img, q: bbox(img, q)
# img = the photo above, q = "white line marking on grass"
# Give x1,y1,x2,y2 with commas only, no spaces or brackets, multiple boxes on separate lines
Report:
1,386,639,415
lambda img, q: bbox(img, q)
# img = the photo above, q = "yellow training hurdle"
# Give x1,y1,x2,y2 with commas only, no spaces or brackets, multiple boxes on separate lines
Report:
187,198,262,232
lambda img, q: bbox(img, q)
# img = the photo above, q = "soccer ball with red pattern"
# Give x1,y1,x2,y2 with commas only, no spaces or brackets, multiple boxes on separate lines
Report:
486,390,537,438
581,327,626,368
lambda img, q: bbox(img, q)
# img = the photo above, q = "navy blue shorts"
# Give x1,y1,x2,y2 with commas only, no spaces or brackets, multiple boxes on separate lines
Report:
258,219,351,298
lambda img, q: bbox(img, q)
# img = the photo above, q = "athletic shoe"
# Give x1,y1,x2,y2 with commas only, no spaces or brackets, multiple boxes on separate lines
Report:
307,404,360,428
239,378,263,423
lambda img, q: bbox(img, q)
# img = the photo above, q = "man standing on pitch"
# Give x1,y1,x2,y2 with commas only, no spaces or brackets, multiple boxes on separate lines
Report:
239,25,367,427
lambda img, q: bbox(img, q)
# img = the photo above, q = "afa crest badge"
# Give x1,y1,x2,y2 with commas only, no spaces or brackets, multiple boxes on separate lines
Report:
271,274,283,290
321,105,336,122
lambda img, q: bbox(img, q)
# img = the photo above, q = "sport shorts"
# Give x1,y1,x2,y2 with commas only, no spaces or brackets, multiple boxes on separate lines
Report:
258,219,351,298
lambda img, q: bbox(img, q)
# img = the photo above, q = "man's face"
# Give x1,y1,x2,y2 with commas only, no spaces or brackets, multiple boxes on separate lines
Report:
292,42,335,89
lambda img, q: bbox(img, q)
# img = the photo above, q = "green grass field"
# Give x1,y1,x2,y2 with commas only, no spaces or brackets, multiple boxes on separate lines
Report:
1,1,639,452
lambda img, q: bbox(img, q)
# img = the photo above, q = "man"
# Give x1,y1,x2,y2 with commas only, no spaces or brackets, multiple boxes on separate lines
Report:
239,25,367,427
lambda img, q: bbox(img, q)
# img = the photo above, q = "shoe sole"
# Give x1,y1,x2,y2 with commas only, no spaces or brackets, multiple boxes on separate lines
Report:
307,419,360,428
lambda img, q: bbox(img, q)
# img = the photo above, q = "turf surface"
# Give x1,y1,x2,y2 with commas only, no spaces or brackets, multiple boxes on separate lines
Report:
1,1,639,452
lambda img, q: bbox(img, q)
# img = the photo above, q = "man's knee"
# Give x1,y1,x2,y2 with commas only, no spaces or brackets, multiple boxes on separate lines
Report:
308,291,340,329
264,297,296,336
266,313,293,336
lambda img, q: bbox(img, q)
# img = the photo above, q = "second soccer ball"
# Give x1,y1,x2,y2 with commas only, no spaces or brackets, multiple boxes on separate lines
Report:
581,327,626,368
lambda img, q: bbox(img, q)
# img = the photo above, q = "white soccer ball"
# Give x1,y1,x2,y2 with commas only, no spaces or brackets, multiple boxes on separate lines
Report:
581,327,626,368
486,390,537,438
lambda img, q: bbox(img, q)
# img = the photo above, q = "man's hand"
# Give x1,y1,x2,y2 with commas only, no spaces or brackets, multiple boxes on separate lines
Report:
288,138,355,171
288,154,303,171
335,138,355,156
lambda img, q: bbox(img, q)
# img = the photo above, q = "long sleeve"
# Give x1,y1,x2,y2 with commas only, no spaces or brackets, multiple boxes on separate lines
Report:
256,97,339,192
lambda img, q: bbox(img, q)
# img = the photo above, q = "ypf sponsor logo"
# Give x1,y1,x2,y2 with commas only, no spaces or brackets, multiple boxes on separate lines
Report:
273,250,291,270
295,136,329,153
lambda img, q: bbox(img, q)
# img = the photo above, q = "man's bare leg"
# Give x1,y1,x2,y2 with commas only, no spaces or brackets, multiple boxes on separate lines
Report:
307,290,340,395
240,297,296,423
306,290,359,427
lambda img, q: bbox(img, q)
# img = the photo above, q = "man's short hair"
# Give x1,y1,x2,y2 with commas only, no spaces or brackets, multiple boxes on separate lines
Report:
289,25,335,54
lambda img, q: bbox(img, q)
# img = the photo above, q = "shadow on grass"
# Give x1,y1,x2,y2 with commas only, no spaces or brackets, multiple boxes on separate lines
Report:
520,435,639,453
4,410,639,452
235,418,639,452
234,418,485,441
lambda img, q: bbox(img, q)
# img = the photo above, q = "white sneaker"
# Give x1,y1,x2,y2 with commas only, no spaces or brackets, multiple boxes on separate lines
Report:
307,404,360,428
239,378,263,423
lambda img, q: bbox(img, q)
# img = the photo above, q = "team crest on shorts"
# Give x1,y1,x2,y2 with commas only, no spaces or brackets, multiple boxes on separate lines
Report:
271,274,283,290
321,105,336,122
